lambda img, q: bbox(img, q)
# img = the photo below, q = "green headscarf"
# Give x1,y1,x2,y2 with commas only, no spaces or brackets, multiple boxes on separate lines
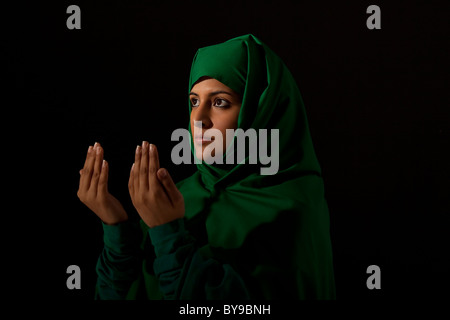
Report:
175,34,335,298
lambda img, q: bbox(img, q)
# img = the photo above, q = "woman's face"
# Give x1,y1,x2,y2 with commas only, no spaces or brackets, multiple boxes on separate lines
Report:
190,78,242,162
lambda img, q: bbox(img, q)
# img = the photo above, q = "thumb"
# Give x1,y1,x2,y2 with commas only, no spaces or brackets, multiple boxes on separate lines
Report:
157,168,182,204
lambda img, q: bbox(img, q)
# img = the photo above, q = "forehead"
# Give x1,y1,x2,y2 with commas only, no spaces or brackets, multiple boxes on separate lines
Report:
190,78,237,97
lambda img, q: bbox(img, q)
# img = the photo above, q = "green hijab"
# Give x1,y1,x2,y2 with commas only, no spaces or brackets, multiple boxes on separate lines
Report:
176,34,335,298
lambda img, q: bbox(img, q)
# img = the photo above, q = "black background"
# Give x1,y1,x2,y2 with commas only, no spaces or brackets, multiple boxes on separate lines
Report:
4,0,449,303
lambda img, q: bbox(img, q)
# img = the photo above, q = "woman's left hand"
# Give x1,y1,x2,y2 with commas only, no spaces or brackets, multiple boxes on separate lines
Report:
128,141,185,228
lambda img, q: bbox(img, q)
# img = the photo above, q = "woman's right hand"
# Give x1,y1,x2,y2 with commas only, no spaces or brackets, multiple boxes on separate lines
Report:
77,143,128,225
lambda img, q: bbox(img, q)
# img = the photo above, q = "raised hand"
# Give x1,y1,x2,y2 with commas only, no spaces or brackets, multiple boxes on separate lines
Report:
77,143,128,225
128,141,185,228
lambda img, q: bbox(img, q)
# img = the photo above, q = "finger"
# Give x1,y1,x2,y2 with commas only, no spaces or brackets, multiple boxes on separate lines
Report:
139,141,150,191
98,159,108,195
134,145,141,193
128,163,135,198
79,145,95,192
89,143,104,196
149,144,160,191
157,168,182,206
82,143,96,169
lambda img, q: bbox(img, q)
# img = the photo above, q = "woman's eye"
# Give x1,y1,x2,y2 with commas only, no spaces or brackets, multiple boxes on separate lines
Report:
214,99,230,108
191,98,199,107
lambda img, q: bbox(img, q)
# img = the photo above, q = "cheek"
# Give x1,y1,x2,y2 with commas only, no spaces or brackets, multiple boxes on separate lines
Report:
189,110,194,125
214,110,239,132
214,114,239,150
189,111,198,134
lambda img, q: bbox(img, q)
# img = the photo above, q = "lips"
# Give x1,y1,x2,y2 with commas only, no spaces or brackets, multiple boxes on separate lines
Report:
194,134,215,144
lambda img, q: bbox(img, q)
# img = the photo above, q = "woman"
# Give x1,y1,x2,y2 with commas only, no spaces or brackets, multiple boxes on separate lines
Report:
77,34,335,299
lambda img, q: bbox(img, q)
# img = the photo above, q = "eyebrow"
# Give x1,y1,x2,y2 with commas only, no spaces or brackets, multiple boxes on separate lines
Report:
189,90,234,97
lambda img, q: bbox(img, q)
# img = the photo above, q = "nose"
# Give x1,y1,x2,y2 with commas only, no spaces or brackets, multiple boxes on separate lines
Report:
192,101,213,129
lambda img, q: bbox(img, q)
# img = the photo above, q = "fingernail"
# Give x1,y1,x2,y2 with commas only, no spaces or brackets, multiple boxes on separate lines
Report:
149,144,154,153
88,146,93,153
102,160,106,167
160,169,167,178
136,145,140,154
96,146,101,154
94,142,99,148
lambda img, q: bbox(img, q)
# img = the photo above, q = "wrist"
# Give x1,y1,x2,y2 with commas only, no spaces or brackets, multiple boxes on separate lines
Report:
101,215,128,226
102,219,141,254
148,218,189,257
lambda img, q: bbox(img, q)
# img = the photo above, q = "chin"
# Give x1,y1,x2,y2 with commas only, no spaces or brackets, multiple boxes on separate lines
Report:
194,148,204,162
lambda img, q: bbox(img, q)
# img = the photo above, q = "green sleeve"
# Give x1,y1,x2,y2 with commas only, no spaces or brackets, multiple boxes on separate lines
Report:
149,219,250,299
95,220,142,300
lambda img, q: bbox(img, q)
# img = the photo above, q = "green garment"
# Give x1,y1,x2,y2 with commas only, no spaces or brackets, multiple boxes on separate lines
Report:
95,34,335,299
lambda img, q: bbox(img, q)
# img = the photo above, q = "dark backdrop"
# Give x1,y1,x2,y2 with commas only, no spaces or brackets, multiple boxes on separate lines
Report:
5,0,449,302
